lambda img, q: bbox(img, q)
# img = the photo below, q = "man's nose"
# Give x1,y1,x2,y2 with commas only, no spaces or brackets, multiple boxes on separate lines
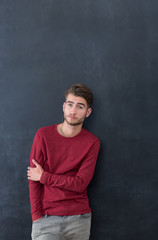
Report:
70,105,77,114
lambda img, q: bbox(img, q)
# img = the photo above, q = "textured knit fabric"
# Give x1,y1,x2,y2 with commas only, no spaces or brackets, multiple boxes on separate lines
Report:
29,124,100,222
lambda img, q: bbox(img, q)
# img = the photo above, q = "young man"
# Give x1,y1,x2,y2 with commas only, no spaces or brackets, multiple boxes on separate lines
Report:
27,84,100,240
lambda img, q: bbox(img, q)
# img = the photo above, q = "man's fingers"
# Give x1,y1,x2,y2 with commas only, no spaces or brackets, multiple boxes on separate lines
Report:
27,160,43,181
27,168,30,175
27,170,30,179
32,159,40,167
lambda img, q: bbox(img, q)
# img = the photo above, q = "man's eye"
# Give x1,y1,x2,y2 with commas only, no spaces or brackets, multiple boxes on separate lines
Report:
77,106,83,109
67,103,72,107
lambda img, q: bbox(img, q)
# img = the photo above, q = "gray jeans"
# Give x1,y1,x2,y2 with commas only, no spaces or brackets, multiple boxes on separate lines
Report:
31,213,92,240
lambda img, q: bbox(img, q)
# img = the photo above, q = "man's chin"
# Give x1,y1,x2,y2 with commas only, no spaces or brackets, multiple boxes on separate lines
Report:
65,119,83,126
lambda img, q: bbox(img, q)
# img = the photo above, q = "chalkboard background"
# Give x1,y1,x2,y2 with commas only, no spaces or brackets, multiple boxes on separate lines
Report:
0,1,158,239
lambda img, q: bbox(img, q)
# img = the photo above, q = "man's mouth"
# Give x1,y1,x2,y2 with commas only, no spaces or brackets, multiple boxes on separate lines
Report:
68,115,77,119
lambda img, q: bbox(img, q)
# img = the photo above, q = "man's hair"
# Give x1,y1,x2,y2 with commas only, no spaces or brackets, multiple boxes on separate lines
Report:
64,84,93,107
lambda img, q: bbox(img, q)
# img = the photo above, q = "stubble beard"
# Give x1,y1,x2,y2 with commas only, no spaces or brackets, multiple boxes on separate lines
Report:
64,114,86,126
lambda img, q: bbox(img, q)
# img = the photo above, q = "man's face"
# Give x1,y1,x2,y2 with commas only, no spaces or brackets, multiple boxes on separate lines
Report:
63,94,92,126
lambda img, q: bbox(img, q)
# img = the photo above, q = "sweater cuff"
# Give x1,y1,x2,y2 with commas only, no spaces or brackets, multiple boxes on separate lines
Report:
40,171,54,185
32,212,43,222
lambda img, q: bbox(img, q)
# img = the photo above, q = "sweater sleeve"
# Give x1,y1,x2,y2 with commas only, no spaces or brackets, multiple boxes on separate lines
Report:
40,139,100,193
29,132,45,222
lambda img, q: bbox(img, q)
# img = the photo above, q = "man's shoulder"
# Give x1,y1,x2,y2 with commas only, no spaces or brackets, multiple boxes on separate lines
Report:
82,128,100,143
36,124,56,136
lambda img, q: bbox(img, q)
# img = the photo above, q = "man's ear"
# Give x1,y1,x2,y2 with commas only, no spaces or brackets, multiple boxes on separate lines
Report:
63,102,66,112
86,108,92,118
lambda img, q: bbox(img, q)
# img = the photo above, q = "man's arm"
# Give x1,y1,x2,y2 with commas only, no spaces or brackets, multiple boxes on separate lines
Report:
28,132,45,222
28,139,100,194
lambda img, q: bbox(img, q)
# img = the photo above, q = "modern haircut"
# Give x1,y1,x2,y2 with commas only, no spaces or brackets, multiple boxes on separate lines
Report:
64,84,93,107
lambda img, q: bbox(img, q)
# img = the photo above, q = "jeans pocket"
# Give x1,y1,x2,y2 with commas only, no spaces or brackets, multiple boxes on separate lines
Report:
32,217,44,239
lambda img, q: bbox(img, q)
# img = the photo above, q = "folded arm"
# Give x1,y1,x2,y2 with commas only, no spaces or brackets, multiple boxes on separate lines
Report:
28,140,100,194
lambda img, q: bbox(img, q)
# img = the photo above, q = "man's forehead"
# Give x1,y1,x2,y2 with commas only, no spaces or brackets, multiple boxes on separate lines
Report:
66,94,87,105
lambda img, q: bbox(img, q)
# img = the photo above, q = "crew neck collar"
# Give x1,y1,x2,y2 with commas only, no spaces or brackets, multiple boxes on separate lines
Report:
55,124,83,139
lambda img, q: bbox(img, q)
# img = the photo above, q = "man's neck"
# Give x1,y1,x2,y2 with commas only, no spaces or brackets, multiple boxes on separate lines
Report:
58,121,82,137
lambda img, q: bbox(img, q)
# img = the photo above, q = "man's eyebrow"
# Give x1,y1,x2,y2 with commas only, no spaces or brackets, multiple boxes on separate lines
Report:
66,101,86,107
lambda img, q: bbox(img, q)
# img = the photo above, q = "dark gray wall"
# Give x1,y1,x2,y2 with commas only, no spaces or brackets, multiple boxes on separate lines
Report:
0,1,158,239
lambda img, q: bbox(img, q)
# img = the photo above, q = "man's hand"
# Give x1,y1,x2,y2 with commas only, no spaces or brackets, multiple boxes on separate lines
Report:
27,159,44,181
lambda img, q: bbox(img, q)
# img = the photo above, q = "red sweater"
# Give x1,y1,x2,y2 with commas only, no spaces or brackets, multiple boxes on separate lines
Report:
29,124,100,222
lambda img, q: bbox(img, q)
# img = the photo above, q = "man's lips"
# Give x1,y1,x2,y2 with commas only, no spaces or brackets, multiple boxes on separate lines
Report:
68,115,77,119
